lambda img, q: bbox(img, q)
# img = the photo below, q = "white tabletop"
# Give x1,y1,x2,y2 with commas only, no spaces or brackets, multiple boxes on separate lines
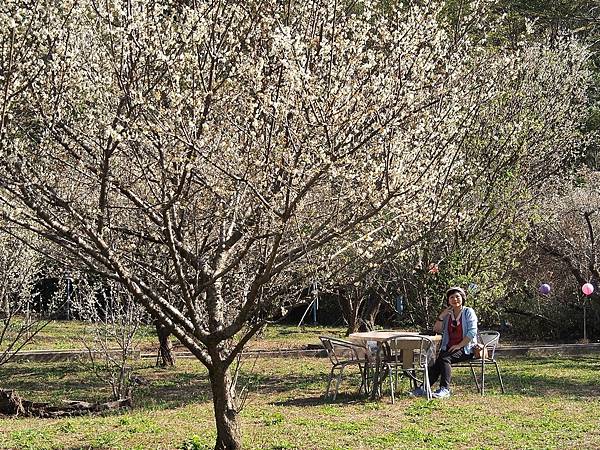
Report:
349,331,440,343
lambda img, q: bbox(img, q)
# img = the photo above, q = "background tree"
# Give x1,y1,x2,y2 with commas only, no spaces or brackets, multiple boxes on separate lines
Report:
509,169,600,340
322,40,590,333
72,277,148,401
0,226,59,367
442,0,600,169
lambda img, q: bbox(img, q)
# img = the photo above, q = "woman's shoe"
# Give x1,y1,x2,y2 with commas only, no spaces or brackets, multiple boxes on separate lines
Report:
409,386,426,397
432,387,451,398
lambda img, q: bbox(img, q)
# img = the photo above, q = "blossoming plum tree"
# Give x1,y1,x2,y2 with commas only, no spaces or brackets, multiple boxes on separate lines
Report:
0,0,590,448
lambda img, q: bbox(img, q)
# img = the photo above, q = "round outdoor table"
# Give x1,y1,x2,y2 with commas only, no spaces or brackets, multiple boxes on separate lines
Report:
349,331,442,400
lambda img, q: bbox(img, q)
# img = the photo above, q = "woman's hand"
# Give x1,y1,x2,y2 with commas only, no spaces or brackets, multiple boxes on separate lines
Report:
438,306,452,321
448,344,462,353
434,306,451,332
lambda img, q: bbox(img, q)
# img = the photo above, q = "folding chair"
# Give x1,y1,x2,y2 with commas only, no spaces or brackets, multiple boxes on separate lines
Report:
382,334,436,403
454,330,506,395
319,336,372,400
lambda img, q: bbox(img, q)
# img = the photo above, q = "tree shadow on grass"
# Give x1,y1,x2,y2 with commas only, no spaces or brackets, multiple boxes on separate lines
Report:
274,392,368,407
258,355,600,403
2,361,110,402
453,355,600,398
1,360,214,410
263,355,600,406
5,355,596,415
499,372,600,398
511,355,600,371
135,372,212,409
242,372,327,393
3,361,334,410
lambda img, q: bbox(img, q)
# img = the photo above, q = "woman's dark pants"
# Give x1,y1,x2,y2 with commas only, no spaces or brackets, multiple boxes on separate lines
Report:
428,349,473,389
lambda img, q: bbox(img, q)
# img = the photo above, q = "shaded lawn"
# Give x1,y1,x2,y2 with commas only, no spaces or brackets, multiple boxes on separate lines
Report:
1,355,600,449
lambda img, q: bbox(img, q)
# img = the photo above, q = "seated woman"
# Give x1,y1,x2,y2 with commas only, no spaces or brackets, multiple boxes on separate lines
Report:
412,286,477,398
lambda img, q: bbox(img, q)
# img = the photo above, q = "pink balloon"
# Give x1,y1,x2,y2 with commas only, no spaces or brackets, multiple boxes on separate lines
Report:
582,283,594,296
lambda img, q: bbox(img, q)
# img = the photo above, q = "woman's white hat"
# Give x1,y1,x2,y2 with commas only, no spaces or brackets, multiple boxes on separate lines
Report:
446,286,466,301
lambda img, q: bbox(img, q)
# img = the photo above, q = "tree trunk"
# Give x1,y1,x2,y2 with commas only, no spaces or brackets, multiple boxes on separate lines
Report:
337,290,361,336
209,364,242,450
343,304,360,336
360,293,382,331
155,321,176,367
1,295,8,320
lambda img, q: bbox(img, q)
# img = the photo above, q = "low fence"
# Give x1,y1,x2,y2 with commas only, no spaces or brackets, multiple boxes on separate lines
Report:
7,349,141,363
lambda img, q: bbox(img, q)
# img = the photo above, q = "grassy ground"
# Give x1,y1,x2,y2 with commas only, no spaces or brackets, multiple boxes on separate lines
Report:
13,320,160,352
2,343,600,449
12,320,539,354
17,321,346,352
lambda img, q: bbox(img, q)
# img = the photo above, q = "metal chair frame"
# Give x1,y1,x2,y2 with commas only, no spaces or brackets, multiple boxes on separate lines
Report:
319,336,372,400
381,334,435,402
453,330,506,395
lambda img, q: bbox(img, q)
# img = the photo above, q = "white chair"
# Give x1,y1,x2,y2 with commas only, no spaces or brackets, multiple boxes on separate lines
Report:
454,330,506,395
382,334,436,402
319,336,372,400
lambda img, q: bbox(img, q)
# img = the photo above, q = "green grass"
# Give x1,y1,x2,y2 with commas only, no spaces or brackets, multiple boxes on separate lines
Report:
13,321,345,352
239,324,349,353
9,319,159,352
2,352,600,449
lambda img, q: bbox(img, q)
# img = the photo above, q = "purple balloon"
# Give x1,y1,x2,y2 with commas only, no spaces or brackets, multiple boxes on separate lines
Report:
539,283,551,295
582,283,594,296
